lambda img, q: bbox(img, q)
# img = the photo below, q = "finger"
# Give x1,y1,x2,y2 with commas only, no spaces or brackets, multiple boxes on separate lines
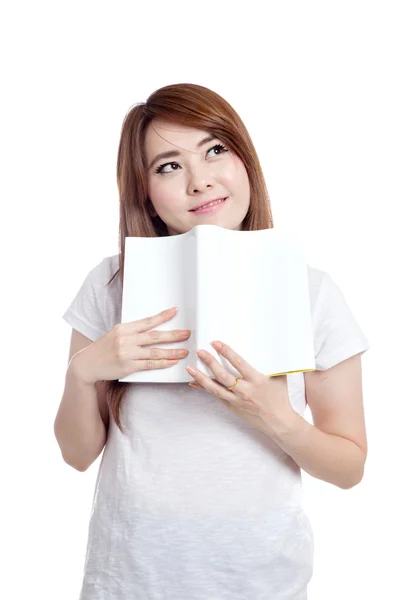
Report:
137,346,189,360
196,350,237,389
186,366,234,401
211,341,259,381
135,306,179,334
188,382,203,389
137,328,191,346
136,358,180,370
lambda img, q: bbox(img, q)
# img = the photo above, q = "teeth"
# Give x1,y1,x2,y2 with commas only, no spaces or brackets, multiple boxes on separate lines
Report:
194,198,225,211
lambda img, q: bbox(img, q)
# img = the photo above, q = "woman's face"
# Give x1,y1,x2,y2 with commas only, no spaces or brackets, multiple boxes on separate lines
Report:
144,120,251,236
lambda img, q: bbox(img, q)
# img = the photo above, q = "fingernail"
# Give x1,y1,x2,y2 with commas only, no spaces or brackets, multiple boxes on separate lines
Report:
212,341,223,351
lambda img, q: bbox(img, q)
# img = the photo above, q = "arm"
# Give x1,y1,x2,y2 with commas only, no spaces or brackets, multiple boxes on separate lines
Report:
265,353,368,489
53,329,109,472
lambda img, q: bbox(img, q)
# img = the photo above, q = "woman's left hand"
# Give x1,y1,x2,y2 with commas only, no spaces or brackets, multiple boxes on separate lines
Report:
186,341,295,435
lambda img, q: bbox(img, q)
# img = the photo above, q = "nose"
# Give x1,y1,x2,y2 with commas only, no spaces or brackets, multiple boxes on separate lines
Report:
188,163,215,195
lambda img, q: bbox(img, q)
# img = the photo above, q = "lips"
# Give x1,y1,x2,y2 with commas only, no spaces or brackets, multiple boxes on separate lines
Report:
189,197,228,211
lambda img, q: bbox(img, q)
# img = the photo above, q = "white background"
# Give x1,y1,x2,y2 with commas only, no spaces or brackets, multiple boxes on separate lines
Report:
1,1,398,598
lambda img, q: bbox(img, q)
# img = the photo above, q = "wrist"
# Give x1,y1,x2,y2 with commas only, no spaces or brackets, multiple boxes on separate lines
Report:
68,352,97,386
262,406,302,443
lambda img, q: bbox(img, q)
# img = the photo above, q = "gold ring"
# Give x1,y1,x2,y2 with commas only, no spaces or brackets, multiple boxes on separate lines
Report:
226,377,241,391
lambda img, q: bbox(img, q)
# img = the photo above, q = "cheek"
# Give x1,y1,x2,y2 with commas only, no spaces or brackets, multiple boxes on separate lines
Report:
222,157,249,189
148,179,182,213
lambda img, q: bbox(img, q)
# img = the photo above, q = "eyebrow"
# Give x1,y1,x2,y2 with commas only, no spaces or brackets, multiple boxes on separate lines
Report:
147,135,217,171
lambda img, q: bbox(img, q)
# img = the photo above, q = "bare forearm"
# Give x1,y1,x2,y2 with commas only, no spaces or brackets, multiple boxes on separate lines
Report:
54,358,106,471
264,409,366,489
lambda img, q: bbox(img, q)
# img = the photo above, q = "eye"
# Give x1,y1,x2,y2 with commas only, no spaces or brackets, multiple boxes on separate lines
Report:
207,143,229,158
154,143,229,175
154,162,180,175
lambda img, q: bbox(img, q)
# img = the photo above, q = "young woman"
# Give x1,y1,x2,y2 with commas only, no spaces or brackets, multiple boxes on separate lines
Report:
54,83,370,600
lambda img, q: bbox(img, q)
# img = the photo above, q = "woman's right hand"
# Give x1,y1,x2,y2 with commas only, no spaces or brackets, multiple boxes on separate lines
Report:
71,307,191,384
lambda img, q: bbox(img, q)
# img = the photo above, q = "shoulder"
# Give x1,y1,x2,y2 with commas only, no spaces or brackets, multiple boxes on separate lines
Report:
89,253,120,283
306,264,355,316
306,264,329,307
306,264,370,369
83,254,121,296
94,254,122,330
306,263,352,326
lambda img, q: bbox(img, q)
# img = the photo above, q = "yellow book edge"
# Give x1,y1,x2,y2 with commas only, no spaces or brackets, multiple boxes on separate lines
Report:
268,368,315,377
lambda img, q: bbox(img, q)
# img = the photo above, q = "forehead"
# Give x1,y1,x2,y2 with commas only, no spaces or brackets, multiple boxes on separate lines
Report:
144,120,210,153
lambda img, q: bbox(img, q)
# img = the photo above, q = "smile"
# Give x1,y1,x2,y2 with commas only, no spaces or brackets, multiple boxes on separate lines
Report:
190,197,228,214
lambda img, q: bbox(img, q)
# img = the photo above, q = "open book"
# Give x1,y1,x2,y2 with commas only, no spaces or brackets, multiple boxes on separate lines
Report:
119,225,315,383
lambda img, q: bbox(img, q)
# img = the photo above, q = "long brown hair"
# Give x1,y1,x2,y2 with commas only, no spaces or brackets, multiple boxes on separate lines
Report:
104,83,274,434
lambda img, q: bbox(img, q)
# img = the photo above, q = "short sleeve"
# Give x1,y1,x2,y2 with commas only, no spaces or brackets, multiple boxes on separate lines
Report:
62,258,110,341
313,273,370,370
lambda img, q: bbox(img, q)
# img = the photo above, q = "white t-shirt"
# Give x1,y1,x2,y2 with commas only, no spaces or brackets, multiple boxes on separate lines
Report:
62,254,370,600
